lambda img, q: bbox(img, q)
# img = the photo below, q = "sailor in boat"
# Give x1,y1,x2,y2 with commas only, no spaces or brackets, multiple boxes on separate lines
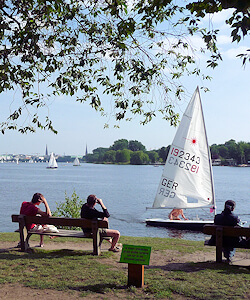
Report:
168,209,188,221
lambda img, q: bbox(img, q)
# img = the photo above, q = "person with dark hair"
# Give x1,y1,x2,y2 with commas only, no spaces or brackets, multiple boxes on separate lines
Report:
20,193,52,247
214,200,240,263
81,195,121,252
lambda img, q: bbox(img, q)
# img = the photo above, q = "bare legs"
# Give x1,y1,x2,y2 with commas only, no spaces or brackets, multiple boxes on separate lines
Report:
105,229,120,250
39,235,44,247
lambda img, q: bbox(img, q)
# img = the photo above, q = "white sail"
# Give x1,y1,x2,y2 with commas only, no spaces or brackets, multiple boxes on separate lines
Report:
47,152,58,169
153,87,215,209
73,157,80,166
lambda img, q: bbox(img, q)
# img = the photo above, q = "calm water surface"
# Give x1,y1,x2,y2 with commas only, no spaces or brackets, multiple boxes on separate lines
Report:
0,163,249,241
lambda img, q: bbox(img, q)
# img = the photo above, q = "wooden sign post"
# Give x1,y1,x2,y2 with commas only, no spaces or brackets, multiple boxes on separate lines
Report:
120,244,151,288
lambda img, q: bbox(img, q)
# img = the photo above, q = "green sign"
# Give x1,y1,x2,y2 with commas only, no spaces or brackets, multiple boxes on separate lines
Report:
120,244,151,265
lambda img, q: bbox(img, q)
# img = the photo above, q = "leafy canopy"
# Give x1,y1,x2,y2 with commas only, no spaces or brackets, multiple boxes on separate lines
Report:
0,0,249,133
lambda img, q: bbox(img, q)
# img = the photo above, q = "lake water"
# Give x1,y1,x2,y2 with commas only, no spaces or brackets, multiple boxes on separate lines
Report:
0,163,249,241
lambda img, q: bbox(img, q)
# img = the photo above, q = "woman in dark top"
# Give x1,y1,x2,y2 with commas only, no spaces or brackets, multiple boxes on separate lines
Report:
81,194,121,252
214,200,240,263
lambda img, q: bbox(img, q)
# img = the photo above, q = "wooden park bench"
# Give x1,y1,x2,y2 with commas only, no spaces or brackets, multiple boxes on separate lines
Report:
12,214,109,255
203,224,250,263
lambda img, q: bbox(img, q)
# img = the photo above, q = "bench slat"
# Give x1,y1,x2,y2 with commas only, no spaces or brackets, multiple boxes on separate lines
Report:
12,214,108,228
29,229,86,238
203,225,250,237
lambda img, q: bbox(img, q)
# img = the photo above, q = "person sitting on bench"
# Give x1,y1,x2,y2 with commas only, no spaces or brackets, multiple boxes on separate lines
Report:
213,200,240,263
81,195,121,252
19,193,52,247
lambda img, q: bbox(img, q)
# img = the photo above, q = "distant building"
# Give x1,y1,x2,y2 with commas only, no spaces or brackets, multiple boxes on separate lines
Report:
225,158,237,166
212,158,221,166
45,144,48,156
85,144,88,156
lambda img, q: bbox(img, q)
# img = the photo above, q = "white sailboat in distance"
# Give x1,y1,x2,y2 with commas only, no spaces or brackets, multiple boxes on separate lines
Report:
47,152,58,169
146,87,215,231
73,157,81,166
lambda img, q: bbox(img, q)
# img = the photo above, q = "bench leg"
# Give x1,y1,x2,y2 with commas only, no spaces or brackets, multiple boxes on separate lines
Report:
216,227,223,263
25,233,32,251
17,215,33,252
18,215,27,252
92,228,101,255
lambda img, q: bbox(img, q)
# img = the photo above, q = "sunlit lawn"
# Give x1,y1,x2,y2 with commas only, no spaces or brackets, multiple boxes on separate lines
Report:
0,233,249,299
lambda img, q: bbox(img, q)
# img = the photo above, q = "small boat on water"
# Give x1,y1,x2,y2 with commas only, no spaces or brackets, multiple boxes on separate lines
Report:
146,87,215,231
47,152,58,169
73,157,80,166
146,219,213,231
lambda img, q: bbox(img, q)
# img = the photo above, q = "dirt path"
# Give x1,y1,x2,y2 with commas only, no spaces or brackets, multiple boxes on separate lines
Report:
0,240,249,300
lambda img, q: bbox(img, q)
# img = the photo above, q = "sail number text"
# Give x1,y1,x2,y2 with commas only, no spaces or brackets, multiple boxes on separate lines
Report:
158,178,178,198
168,147,200,173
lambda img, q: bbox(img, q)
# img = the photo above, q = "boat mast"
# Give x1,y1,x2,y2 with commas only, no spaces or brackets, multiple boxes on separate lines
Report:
196,87,216,215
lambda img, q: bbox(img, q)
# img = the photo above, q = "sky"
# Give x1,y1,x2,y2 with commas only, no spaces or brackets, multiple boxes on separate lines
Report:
0,8,249,156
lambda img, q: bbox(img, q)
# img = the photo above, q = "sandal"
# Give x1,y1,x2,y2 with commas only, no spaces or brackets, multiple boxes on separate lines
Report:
108,247,120,252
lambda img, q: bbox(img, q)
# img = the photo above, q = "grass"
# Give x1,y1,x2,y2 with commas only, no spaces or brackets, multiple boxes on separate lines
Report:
120,235,206,252
145,267,249,299
0,232,206,253
0,249,124,297
0,233,249,299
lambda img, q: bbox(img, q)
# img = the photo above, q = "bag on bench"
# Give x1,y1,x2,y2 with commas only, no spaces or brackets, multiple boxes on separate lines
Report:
42,224,59,233
29,224,59,233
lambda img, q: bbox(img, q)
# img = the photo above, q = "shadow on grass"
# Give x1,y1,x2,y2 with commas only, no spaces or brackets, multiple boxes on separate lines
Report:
146,261,250,274
0,248,97,260
69,283,128,294
0,246,20,253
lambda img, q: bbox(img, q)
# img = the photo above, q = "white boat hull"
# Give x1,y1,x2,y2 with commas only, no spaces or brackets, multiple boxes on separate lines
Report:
146,218,214,231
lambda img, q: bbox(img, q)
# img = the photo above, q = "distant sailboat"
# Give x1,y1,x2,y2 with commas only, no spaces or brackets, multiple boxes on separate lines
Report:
47,152,58,169
73,157,80,166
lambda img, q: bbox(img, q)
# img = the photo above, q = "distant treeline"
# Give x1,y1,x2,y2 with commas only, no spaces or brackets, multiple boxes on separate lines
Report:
210,139,250,165
85,139,169,165
84,139,250,165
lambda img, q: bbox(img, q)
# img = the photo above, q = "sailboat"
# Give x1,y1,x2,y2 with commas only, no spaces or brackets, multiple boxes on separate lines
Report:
146,87,215,231
73,157,80,166
47,152,58,169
